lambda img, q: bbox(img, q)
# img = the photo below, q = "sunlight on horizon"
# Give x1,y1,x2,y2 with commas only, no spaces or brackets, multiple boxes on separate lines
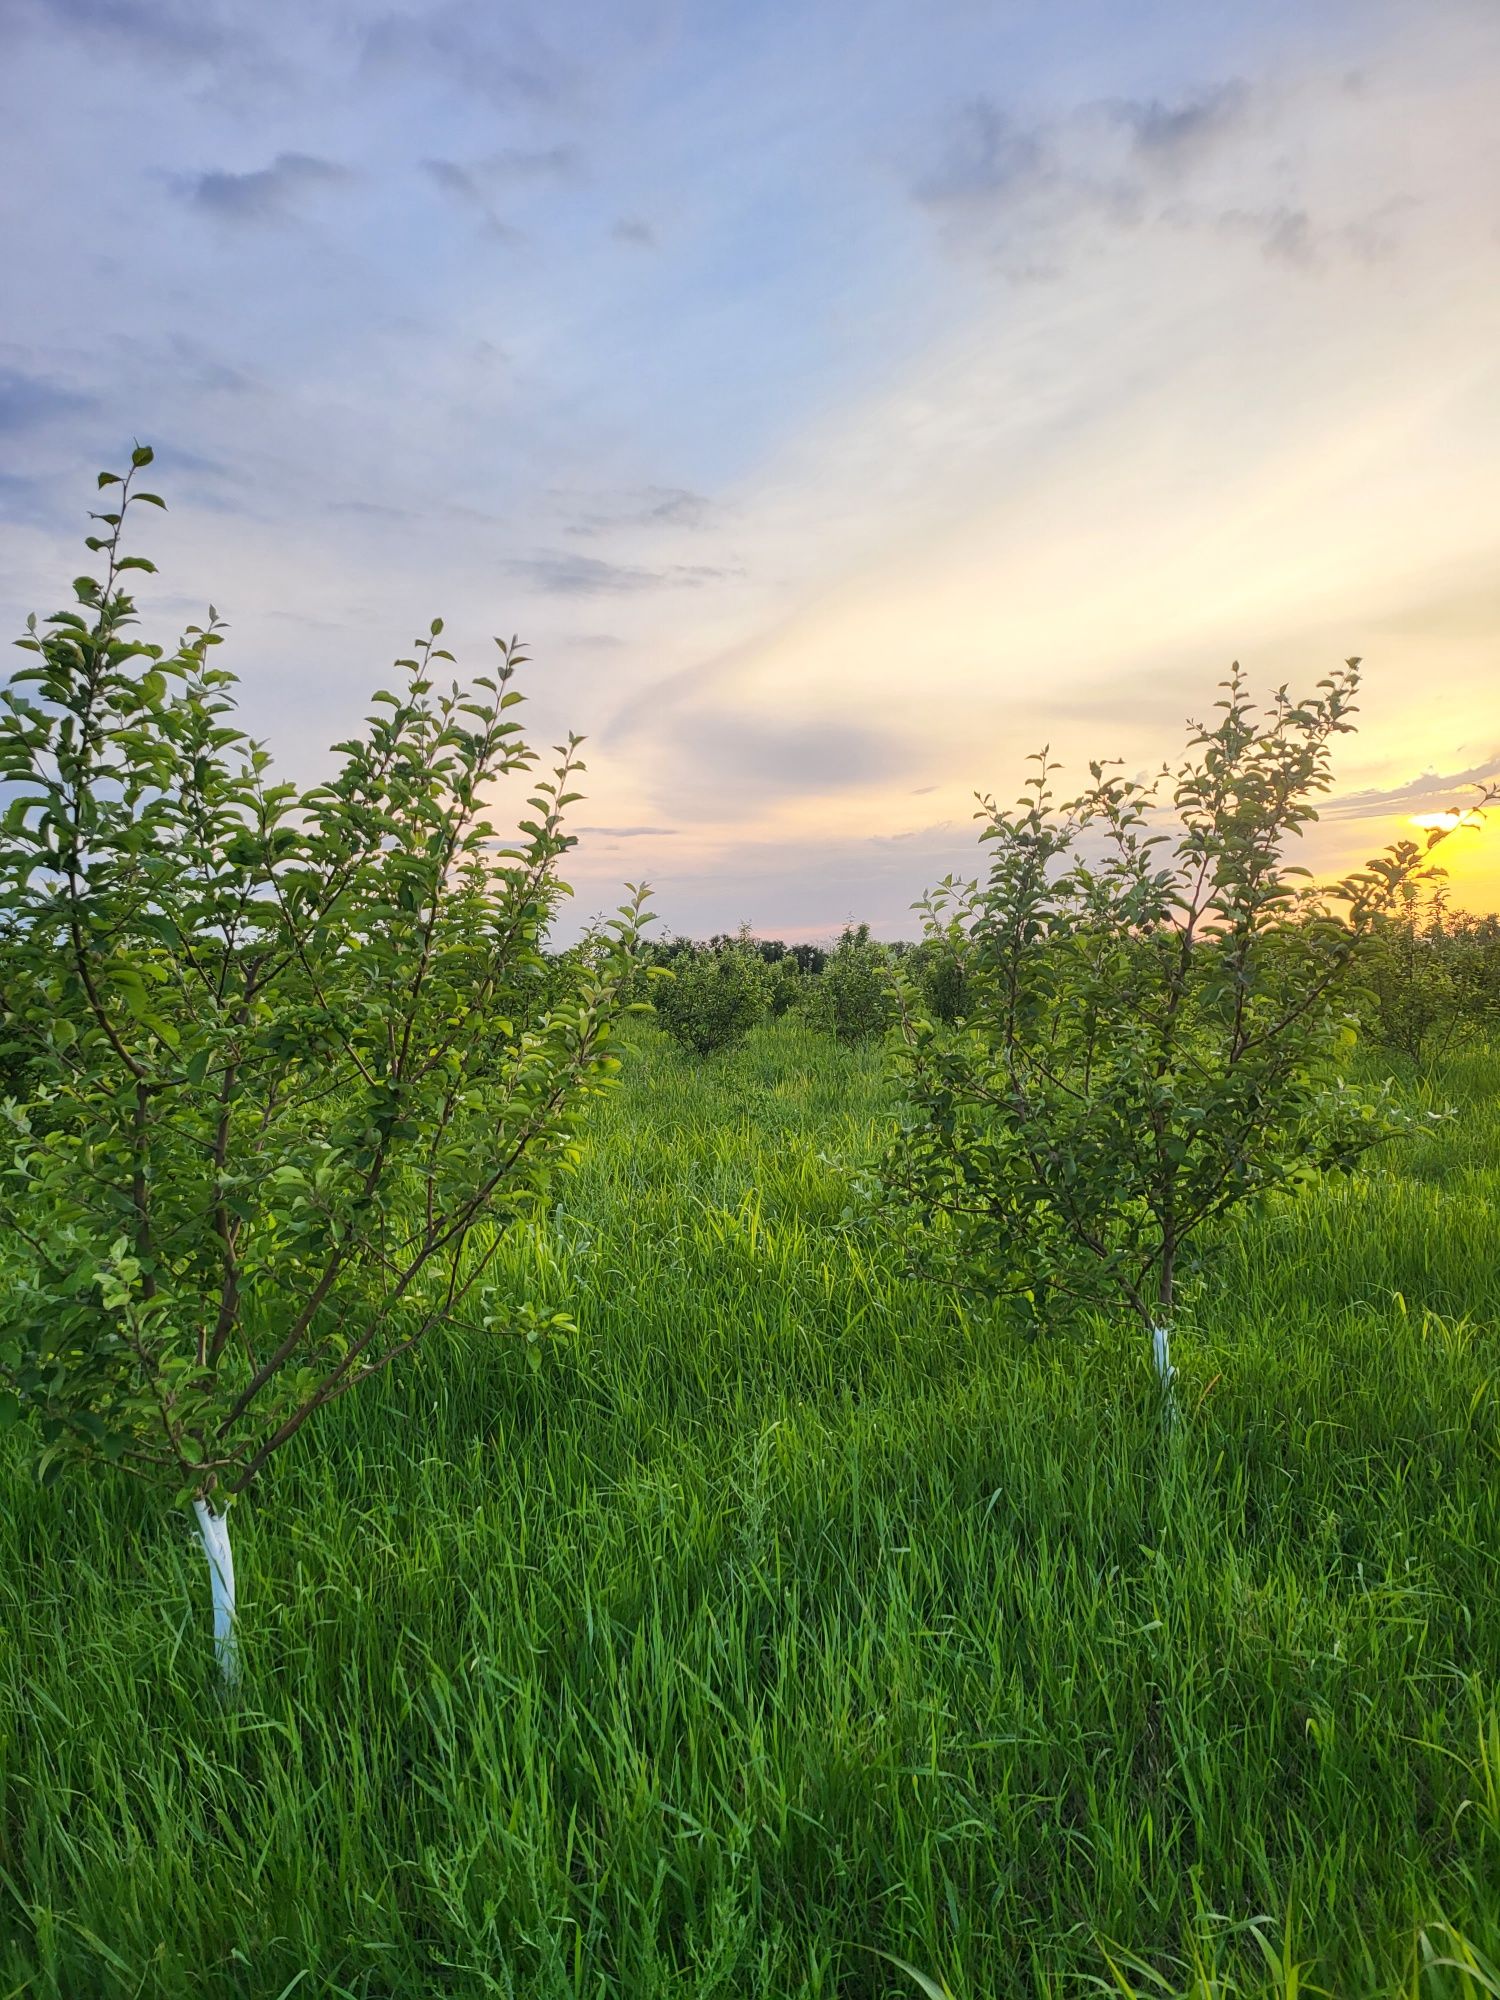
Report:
1411,809,1486,833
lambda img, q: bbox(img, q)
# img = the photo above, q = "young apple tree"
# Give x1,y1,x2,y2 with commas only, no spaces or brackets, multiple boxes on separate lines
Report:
0,452,646,1681
880,663,1480,1412
651,934,771,1056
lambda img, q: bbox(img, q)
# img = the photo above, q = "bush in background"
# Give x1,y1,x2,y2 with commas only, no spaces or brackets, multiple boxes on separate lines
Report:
651,932,771,1056
805,923,894,1043
911,932,969,1024
1360,888,1500,1066
767,954,807,1017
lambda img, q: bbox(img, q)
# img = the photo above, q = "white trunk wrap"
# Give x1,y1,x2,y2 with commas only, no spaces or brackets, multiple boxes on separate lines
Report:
1151,1322,1177,1425
192,1498,239,1686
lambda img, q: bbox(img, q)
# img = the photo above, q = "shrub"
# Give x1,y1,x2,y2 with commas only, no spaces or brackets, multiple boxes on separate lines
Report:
879,662,1483,1405
911,932,969,1024
1456,912,1500,1025
651,934,770,1056
0,451,645,1680
788,941,827,975
1360,889,1500,1065
805,923,893,1043
767,954,806,1018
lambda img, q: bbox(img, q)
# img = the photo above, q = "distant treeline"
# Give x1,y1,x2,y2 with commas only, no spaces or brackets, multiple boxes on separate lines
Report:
601,902,1500,1063
653,932,833,974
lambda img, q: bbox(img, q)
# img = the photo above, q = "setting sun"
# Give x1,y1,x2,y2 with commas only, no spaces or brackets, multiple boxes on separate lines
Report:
1412,809,1486,831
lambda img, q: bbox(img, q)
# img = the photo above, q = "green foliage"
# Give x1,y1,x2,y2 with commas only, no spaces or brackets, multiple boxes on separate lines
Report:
881,663,1468,1334
4,1022,1500,1996
1359,888,1500,1067
651,931,771,1056
804,922,894,1043
0,453,645,1507
909,931,969,1024
766,953,807,1018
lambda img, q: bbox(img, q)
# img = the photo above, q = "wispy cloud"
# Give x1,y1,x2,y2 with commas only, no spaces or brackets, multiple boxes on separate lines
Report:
1326,755,1500,821
483,144,581,182
566,818,980,941
910,71,1394,276
0,469,55,521
576,824,678,837
1212,200,1406,269
177,151,351,226
327,497,410,521
419,158,523,241
421,143,582,236
362,5,571,107
2,0,237,63
1111,81,1250,163
501,552,735,595
0,366,96,433
625,707,913,821
913,97,1051,211
567,487,718,536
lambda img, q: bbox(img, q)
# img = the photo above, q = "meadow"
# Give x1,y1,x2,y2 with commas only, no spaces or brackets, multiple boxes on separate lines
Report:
2,1018,1499,1999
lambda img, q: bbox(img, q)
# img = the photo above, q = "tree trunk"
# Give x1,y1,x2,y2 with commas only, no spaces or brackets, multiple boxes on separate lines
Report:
192,1496,239,1687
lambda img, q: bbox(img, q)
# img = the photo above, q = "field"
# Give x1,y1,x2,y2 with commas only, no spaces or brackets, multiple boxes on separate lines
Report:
3,1019,1499,1999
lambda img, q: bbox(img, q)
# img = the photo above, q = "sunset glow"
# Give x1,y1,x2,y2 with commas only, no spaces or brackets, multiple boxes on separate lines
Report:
1411,810,1486,833
1,0,1495,932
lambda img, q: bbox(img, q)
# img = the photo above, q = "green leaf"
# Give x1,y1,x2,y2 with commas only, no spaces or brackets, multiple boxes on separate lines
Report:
864,1953,954,2000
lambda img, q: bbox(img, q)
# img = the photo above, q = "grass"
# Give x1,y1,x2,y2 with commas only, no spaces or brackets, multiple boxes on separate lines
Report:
2,1020,1499,1998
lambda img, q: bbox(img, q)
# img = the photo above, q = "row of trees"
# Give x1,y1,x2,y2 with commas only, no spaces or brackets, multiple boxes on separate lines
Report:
1360,893,1500,1064
644,924,954,1054
0,456,1490,1682
639,897,1500,1069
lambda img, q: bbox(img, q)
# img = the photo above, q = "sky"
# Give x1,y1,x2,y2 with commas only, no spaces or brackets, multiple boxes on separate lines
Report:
1,0,1497,936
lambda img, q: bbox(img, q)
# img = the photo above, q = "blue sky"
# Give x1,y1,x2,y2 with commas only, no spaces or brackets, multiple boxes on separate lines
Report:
3,0,1498,931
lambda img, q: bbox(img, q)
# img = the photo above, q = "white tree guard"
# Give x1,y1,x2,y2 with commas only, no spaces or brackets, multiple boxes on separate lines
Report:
192,1497,239,1686
1151,1323,1177,1425
1150,1323,1174,1387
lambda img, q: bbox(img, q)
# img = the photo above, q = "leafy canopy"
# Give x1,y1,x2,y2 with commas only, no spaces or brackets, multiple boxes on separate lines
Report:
1359,886,1500,1068
881,664,1470,1332
805,923,894,1044
651,931,771,1057
0,450,645,1500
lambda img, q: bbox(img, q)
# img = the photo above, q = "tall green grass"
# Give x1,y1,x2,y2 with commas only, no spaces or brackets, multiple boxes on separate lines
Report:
2,1023,1498,1997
